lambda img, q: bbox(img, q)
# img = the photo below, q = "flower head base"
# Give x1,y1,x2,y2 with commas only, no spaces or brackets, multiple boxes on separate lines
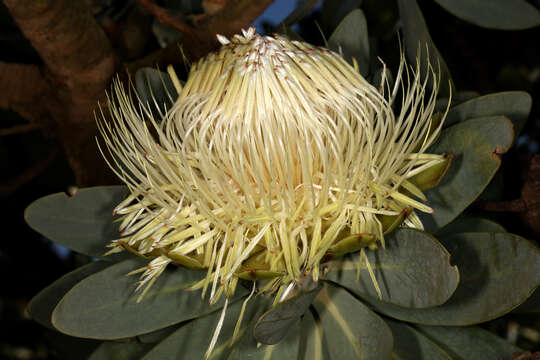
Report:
99,27,447,304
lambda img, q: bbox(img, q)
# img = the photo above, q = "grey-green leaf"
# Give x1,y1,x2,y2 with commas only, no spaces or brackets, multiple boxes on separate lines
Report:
361,232,540,325
322,0,363,33
444,91,532,135
324,228,459,308
52,258,243,339
29,261,111,329
416,325,522,359
25,186,127,260
142,296,301,360
135,67,178,118
297,308,331,360
397,0,453,97
312,283,393,359
254,286,320,344
420,116,514,232
136,324,182,344
328,9,370,75
89,341,154,360
434,0,540,30
436,216,505,238
385,319,452,360
435,91,480,112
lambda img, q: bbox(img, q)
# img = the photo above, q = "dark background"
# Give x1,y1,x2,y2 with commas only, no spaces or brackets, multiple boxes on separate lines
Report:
0,0,538,358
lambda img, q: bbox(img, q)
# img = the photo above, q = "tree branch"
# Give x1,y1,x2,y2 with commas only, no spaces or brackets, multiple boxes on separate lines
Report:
2,0,117,100
138,0,196,36
129,0,275,70
3,0,119,186
0,61,48,122
0,123,43,136
475,199,527,212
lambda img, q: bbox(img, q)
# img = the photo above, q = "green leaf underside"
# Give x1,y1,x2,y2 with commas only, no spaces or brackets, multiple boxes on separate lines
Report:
136,323,183,344
141,296,300,360
24,186,128,260
324,228,459,308
29,261,111,330
416,325,522,359
328,9,370,75
89,341,154,360
385,319,452,360
434,0,540,30
52,258,246,339
397,0,453,97
254,286,321,344
435,91,479,112
311,284,393,359
322,0,363,33
444,91,532,135
361,232,540,326
298,308,331,360
436,216,505,238
420,116,514,232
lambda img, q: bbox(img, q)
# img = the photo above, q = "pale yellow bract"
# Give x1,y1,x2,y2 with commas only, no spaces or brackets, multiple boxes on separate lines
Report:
98,27,445,310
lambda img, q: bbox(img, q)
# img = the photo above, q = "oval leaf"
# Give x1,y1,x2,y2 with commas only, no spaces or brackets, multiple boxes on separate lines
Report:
385,319,452,360
416,325,522,359
436,216,505,238
434,0,540,30
29,261,111,329
435,91,480,112
25,186,127,260
312,283,393,359
136,324,182,344
89,341,153,360
328,9,370,75
142,296,301,360
297,308,331,360
361,232,540,325
52,258,244,339
254,286,320,344
444,91,532,135
419,116,514,232
324,228,459,308
397,0,453,97
322,0,363,32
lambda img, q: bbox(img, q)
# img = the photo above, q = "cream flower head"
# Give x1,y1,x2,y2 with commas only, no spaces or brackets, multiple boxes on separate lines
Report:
99,27,446,305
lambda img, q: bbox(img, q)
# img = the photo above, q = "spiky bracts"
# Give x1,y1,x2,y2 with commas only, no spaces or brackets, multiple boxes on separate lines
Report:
99,27,446,304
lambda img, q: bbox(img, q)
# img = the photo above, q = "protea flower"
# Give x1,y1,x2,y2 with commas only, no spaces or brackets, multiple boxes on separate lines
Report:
98,27,447,312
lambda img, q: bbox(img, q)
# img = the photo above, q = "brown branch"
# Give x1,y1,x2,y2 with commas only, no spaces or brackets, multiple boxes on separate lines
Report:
3,0,119,186
0,61,48,122
0,123,43,136
475,199,527,213
2,0,117,100
0,145,60,198
510,351,540,360
129,0,275,70
138,0,196,36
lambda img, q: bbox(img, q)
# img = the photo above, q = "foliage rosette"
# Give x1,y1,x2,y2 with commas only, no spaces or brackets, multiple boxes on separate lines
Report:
24,5,539,360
